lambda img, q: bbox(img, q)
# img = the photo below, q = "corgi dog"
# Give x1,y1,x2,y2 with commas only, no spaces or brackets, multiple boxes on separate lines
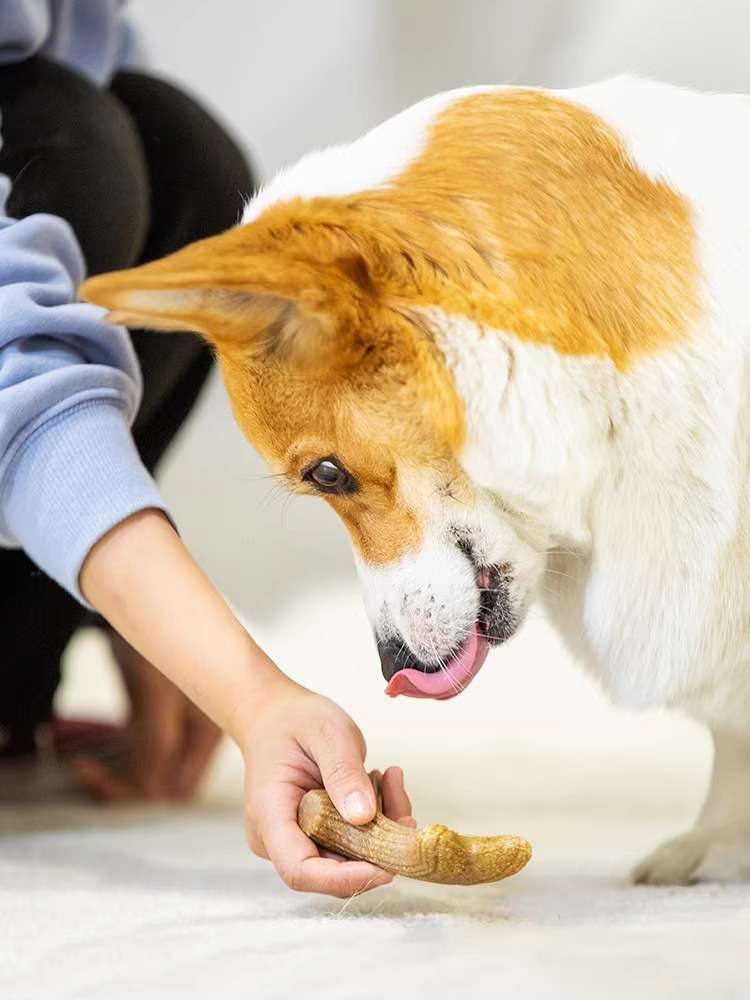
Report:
82,76,750,885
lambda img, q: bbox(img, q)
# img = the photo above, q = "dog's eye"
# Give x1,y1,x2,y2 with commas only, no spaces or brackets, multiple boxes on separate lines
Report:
303,457,358,495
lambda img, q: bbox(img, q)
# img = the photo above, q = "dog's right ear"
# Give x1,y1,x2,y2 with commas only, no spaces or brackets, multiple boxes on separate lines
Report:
80,226,382,365
80,225,345,360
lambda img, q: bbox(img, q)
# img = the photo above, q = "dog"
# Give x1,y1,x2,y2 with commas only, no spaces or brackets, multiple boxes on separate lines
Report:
81,76,750,885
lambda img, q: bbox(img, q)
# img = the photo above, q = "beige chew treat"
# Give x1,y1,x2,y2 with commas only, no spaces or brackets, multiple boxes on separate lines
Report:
298,788,532,885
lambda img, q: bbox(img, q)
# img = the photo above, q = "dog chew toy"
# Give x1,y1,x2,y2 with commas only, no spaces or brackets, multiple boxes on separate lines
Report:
298,788,532,885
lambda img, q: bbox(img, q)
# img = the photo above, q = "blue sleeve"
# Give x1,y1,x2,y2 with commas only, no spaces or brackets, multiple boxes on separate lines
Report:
0,1,142,86
0,1,50,65
0,171,169,604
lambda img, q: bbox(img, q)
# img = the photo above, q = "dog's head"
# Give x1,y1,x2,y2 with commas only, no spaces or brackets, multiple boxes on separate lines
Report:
81,89,696,699
81,211,543,699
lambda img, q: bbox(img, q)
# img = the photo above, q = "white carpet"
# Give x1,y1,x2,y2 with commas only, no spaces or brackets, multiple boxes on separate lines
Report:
2,582,749,1000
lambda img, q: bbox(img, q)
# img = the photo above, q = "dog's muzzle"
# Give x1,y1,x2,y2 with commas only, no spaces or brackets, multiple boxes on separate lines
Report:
376,558,516,700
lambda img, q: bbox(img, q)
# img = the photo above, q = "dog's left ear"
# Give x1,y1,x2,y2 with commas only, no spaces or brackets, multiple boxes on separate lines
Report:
79,224,377,359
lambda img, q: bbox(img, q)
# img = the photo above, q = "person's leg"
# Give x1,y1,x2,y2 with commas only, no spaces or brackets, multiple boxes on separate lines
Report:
0,57,151,745
0,58,150,274
0,62,255,749
109,71,255,470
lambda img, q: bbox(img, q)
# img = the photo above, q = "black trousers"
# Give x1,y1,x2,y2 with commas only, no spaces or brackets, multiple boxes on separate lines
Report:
0,58,254,727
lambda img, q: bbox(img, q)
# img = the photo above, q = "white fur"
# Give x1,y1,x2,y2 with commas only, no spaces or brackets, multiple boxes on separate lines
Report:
243,86,497,224
249,77,750,883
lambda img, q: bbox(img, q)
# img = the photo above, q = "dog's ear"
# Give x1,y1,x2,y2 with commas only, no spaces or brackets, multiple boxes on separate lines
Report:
79,224,376,363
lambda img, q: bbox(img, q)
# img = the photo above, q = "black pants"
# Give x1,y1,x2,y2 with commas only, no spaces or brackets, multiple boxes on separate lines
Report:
0,58,254,728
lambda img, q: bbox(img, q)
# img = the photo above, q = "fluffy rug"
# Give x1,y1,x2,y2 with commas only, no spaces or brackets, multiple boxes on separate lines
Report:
2,584,748,999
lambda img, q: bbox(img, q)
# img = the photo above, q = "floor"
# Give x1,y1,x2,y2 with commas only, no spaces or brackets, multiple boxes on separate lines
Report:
2,582,749,999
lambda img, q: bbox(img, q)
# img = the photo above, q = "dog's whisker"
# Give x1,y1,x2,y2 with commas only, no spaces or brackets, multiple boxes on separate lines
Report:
543,568,579,582
279,491,295,527
242,471,289,484
546,547,586,561
425,634,464,695
427,641,456,692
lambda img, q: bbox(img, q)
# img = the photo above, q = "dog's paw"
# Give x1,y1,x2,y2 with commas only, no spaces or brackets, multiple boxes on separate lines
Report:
632,830,709,885
633,826,750,886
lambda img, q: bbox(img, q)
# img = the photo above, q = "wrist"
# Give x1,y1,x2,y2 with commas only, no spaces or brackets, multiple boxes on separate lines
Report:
223,643,286,741
79,508,299,743
224,649,303,751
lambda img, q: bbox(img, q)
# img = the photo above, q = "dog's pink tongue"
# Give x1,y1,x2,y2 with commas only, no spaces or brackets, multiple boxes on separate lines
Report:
385,632,489,700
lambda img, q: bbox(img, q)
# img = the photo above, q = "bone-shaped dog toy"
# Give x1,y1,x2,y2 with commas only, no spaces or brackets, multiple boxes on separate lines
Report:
298,788,532,885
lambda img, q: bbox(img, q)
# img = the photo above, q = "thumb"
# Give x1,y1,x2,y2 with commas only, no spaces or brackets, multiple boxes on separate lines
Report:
311,722,376,826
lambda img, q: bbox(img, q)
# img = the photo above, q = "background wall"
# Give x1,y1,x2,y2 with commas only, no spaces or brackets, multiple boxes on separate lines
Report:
65,0,750,804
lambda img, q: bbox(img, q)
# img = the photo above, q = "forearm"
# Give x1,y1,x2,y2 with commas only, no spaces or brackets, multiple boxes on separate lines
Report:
82,513,415,899
80,508,285,740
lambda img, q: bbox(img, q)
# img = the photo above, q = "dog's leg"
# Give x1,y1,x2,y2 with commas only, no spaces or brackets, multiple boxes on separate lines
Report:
633,726,750,885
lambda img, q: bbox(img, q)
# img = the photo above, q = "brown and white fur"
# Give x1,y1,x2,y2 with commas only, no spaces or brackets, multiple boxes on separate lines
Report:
82,77,750,885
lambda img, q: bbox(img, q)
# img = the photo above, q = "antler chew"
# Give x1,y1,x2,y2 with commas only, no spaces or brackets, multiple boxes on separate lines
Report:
298,788,531,885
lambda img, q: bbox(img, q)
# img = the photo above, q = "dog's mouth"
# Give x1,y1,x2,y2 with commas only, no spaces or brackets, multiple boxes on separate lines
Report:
384,630,491,700
383,565,512,701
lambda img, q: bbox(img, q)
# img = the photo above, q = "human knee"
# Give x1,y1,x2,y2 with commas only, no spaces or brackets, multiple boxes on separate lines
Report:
111,71,255,245
0,57,150,274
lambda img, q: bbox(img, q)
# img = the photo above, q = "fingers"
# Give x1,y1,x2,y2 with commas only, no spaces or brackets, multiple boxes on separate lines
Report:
369,767,413,824
381,766,416,828
308,721,375,825
245,818,268,859
368,769,383,812
252,785,391,897
72,756,137,802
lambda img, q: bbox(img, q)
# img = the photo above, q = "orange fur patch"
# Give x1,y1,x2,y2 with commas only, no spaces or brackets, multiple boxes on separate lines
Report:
224,89,698,369
80,88,699,563
394,90,700,366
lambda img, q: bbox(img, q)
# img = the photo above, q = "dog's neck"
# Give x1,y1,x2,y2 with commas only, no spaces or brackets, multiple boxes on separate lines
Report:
426,307,617,550
428,303,750,702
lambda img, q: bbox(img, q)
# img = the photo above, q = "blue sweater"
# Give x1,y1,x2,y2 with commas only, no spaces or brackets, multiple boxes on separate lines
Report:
0,0,168,602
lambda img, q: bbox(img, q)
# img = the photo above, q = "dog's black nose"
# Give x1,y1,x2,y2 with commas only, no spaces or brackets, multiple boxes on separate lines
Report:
377,637,435,681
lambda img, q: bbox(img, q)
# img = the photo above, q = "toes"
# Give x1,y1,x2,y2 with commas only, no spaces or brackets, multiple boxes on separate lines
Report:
632,833,708,886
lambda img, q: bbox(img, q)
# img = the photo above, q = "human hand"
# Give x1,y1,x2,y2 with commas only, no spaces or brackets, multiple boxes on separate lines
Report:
239,677,414,897
77,511,409,883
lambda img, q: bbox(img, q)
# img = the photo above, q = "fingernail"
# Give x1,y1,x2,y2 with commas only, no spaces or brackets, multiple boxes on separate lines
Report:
343,791,371,822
